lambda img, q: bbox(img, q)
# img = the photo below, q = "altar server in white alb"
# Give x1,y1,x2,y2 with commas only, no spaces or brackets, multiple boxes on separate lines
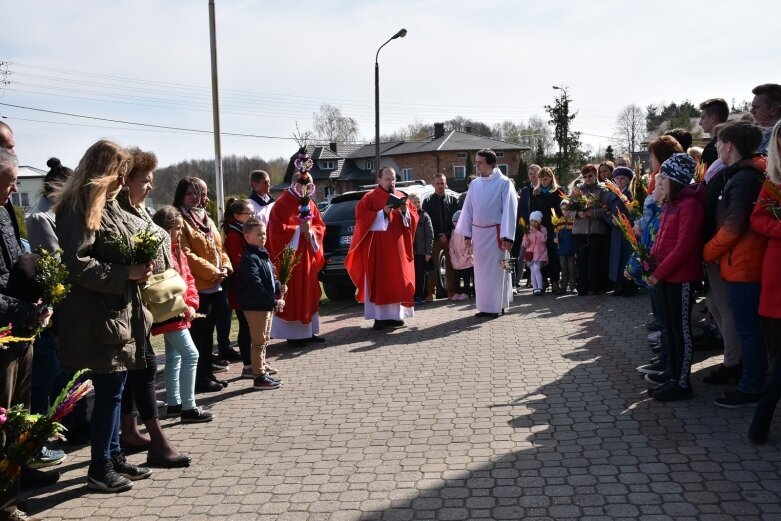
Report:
455,148,518,318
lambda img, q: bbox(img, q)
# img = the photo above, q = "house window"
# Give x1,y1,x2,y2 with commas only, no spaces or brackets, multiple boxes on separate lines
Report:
453,165,466,179
496,151,504,158
323,186,334,199
11,193,29,207
321,160,335,170
401,168,413,181
497,164,509,175
365,160,373,171
457,152,467,160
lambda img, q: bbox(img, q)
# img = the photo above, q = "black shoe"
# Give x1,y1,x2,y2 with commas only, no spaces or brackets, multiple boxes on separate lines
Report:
372,320,388,331
475,312,500,319
645,320,660,331
702,363,741,385
87,461,133,493
714,389,761,409
111,452,152,481
387,320,405,328
652,381,693,402
146,451,191,469
211,362,228,373
210,375,228,388
166,404,182,418
253,373,281,390
636,360,666,375
286,338,309,346
19,466,60,490
309,335,326,343
644,371,671,385
195,379,222,393
650,345,662,354
211,356,229,367
181,406,214,423
219,348,242,361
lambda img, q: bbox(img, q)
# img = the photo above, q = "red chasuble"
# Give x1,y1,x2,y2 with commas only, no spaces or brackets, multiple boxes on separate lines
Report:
344,186,418,306
266,189,325,325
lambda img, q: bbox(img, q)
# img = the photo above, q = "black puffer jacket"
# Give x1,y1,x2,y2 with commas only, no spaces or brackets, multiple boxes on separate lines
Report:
0,202,37,333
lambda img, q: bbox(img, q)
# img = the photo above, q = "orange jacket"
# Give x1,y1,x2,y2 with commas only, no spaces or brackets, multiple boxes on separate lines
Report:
180,216,233,291
703,156,767,282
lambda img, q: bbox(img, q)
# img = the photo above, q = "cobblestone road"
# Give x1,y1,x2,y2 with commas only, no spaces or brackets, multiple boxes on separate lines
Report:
26,290,781,520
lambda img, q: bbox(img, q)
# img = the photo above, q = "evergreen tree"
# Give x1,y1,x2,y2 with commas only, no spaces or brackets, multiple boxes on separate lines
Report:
605,145,615,161
545,88,582,183
465,150,474,178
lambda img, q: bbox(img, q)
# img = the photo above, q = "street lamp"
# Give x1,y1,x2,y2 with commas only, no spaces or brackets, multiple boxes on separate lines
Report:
375,28,407,177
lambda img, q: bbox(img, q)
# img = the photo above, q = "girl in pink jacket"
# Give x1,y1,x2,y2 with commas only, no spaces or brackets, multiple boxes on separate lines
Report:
522,211,549,295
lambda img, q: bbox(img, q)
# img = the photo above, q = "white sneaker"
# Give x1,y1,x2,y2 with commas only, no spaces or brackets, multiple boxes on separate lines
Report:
647,331,661,344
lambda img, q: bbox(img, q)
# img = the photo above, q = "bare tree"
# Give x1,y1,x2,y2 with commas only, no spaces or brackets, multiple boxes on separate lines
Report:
312,103,359,143
614,104,646,155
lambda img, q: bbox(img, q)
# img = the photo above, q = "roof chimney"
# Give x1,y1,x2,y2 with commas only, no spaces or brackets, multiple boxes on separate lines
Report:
329,142,337,153
433,123,445,139
464,126,473,134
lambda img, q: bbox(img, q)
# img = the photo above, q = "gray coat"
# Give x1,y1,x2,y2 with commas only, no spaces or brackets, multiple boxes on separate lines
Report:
26,196,59,253
55,198,151,373
414,210,434,256
569,182,610,235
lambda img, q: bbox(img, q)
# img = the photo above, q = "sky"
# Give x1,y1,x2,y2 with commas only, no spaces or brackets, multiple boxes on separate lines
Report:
1,0,779,170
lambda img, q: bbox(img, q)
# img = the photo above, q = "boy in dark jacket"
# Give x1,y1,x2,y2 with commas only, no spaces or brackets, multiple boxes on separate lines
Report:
236,219,286,390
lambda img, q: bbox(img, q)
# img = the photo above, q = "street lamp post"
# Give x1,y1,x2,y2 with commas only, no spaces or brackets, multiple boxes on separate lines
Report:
375,28,407,176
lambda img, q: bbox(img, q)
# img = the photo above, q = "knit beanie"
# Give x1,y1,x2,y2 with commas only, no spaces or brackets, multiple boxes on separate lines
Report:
660,153,696,185
529,210,543,223
612,166,634,180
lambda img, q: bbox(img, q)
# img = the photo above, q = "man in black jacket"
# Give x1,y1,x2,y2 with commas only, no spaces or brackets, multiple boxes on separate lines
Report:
422,173,459,301
0,147,52,521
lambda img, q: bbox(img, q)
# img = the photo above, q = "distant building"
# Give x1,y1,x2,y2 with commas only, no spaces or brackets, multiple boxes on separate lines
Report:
15,165,46,213
282,124,530,199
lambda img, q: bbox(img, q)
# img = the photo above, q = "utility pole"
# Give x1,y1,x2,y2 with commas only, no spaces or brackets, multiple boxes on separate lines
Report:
208,0,224,223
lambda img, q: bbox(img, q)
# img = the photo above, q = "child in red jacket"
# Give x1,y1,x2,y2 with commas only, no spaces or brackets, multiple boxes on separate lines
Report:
222,198,255,377
152,206,213,423
647,154,705,402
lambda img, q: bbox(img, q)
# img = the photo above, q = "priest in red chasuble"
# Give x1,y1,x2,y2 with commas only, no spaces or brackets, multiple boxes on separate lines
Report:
345,166,418,330
267,153,326,345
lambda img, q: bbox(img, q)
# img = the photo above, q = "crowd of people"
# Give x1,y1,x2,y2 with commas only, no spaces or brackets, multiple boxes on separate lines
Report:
1,81,780,519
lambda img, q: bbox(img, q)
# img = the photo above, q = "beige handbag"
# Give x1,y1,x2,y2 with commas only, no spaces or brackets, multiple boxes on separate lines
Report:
141,268,188,323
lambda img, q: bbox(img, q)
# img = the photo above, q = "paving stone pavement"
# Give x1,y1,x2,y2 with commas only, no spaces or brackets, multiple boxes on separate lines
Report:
24,289,781,520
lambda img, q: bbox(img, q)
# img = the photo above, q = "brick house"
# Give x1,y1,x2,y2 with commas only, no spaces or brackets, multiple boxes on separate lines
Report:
281,124,530,199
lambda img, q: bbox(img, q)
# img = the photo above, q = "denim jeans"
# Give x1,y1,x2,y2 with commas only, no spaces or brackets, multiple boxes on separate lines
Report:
729,282,766,394
30,331,61,414
90,371,127,464
649,285,669,367
164,329,199,410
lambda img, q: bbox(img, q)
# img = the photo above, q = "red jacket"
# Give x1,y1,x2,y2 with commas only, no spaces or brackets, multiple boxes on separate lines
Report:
151,244,200,336
223,220,246,310
751,182,781,318
651,183,705,283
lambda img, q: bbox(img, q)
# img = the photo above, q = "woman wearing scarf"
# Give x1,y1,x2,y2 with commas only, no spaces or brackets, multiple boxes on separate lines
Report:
529,167,566,293
172,177,232,393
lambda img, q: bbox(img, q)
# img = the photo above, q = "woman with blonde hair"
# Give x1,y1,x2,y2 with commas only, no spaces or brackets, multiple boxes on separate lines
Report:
55,140,154,492
529,167,565,293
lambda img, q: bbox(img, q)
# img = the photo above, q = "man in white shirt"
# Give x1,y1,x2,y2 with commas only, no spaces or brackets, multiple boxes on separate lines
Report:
455,149,517,318
248,170,275,225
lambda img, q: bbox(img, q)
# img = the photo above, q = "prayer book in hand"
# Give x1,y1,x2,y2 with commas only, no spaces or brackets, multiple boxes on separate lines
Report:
386,193,408,209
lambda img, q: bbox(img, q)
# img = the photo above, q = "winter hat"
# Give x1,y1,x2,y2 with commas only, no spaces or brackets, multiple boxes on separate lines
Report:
612,166,634,180
660,153,696,185
559,198,570,207
529,210,543,223
452,210,462,223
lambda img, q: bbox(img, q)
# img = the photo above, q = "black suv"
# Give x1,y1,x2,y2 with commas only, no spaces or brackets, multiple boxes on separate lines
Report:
319,183,459,301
